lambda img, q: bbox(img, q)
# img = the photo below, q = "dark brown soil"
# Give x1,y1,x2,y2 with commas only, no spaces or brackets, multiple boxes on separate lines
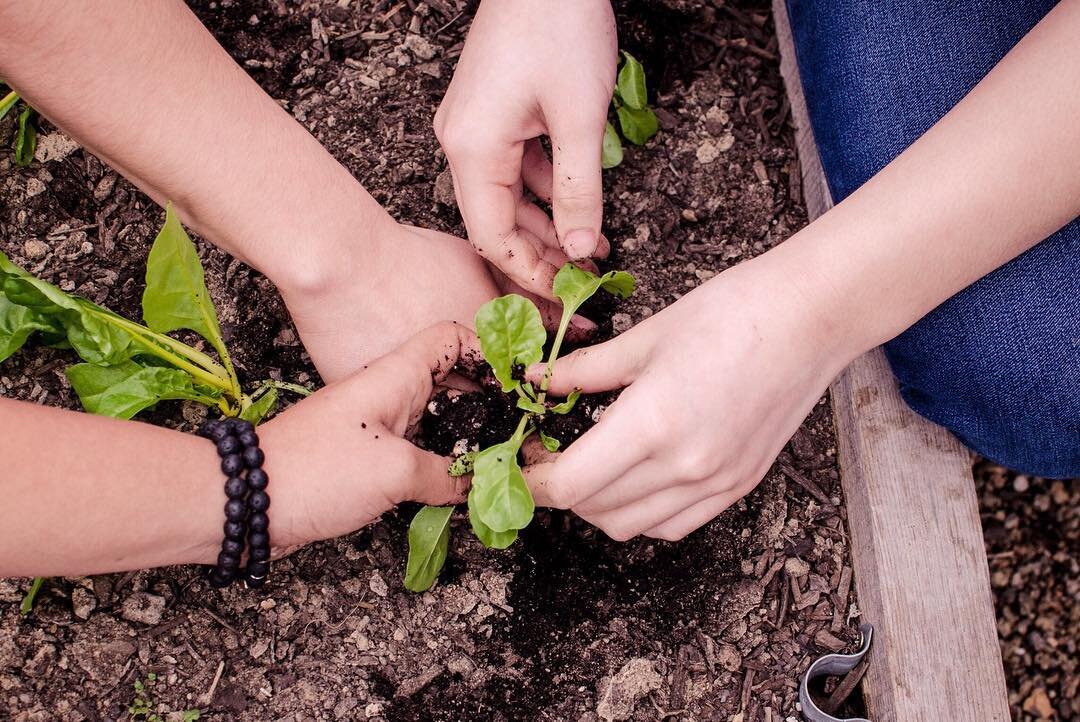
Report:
0,0,962,720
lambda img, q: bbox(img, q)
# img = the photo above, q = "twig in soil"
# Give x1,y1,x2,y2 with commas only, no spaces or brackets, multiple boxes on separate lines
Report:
197,659,226,709
433,9,465,36
779,463,834,506
201,606,239,635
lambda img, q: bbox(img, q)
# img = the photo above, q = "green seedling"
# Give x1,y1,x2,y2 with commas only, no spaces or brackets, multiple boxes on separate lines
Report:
404,263,635,592
602,51,661,169
1,87,37,167
1,203,311,611
128,672,200,721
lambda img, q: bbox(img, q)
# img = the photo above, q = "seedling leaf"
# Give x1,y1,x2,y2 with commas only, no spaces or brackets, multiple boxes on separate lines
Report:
469,438,534,532
553,264,637,322
616,51,649,110
66,360,211,420
468,492,519,549
548,389,581,415
449,450,478,477
0,294,63,361
474,294,546,393
404,505,454,592
516,396,546,414
0,91,18,123
19,576,43,616
602,121,624,169
616,105,659,146
143,204,234,378
539,432,561,452
14,106,35,166
240,386,278,425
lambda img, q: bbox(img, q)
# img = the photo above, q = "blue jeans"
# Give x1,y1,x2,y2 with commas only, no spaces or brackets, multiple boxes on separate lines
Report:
786,0,1079,477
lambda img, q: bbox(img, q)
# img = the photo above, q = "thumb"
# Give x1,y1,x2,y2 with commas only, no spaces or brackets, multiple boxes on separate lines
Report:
549,114,605,260
526,334,645,395
397,443,471,506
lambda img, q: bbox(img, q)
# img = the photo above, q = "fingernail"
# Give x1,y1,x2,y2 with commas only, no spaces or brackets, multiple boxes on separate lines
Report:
563,229,598,259
570,315,596,332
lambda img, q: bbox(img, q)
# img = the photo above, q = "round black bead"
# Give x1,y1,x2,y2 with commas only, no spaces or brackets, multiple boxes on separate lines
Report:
221,538,244,557
197,420,222,438
217,551,241,569
208,567,234,588
247,468,269,490
249,545,271,562
224,476,247,499
231,419,255,436
247,559,270,576
242,446,265,469
224,498,247,522
249,490,270,512
224,520,246,540
248,531,269,549
238,430,259,448
207,423,232,443
248,512,269,533
216,435,240,456
245,573,267,589
220,454,244,475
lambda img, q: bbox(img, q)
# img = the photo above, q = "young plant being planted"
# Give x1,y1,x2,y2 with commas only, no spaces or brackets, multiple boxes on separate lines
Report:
1,203,310,612
405,263,635,592
602,51,661,169
1,86,37,167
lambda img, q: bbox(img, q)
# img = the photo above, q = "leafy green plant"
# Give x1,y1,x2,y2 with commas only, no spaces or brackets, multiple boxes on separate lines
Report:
128,672,200,721
404,263,635,591
602,52,660,169
1,87,37,167
2,203,310,611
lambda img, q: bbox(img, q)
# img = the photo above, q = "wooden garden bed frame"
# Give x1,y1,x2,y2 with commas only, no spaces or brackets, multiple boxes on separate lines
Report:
771,4,1011,719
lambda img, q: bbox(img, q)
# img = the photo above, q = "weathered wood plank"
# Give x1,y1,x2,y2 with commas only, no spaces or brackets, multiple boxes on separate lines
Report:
771,3,1011,720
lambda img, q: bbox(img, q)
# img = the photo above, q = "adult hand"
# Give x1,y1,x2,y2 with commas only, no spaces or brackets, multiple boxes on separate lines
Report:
435,0,617,298
280,222,592,383
260,322,476,553
525,253,859,541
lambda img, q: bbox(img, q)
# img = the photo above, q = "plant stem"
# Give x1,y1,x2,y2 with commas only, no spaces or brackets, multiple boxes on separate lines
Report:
512,413,531,443
89,308,231,383
536,311,575,404
257,380,313,397
20,576,43,616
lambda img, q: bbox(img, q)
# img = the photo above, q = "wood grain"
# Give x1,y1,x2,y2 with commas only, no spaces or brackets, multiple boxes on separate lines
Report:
771,3,1011,719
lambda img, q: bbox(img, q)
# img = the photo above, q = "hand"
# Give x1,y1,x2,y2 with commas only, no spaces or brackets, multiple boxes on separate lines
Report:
525,254,858,541
259,322,475,553
435,0,617,298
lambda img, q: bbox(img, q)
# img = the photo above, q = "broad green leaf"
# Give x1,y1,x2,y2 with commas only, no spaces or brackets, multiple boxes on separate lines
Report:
0,91,18,123
468,492,518,549
66,360,207,420
552,263,637,322
0,294,62,361
539,432,561,452
143,204,230,366
474,294,546,393
549,389,581,415
14,106,35,166
449,450,478,477
616,52,648,110
616,105,659,146
469,438,534,532
516,396,546,414
240,386,278,425
601,121,624,169
404,505,454,592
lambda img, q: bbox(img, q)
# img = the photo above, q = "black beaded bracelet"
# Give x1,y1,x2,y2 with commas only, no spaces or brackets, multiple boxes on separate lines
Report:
198,418,271,589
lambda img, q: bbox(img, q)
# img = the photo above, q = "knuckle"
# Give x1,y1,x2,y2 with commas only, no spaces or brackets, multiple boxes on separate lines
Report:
544,478,579,509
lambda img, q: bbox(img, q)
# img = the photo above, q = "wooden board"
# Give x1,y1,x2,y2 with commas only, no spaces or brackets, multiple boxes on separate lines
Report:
771,3,1012,720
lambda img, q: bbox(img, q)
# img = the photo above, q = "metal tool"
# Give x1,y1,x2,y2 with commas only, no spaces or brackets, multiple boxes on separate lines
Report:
799,623,874,722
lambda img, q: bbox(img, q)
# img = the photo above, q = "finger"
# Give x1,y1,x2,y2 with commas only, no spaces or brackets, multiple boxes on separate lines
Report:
525,334,646,395
571,458,672,515
453,165,560,298
521,138,553,203
516,189,610,260
584,481,739,542
549,113,605,259
396,442,471,506
492,272,596,339
521,436,559,466
641,489,745,542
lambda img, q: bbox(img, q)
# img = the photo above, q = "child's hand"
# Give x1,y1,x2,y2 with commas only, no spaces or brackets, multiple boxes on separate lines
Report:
259,322,478,554
435,0,617,298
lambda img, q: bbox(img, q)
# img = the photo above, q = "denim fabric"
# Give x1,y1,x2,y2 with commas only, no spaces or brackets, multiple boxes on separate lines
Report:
786,0,1079,477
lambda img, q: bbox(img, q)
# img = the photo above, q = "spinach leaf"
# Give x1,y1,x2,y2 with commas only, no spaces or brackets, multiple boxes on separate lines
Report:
539,431,561,452
548,389,581,415
14,106,35,167
469,438,534,532
66,360,213,420
143,204,234,379
449,450,478,477
468,492,519,549
474,294,546,393
0,91,18,123
240,386,278,425
516,395,546,414
0,294,62,362
553,264,636,322
616,105,659,146
404,505,454,592
602,121,624,169
616,51,649,110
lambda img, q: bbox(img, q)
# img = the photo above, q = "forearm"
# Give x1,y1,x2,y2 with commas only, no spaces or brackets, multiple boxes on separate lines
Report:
774,0,1080,356
0,0,388,295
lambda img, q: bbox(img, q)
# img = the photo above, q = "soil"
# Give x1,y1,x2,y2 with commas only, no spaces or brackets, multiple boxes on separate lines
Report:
0,1,1068,721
